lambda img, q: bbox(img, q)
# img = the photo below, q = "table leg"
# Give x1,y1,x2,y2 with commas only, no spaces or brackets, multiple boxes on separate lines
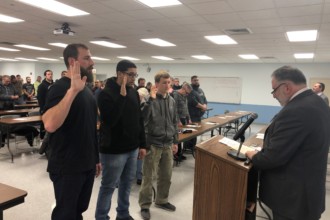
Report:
6,126,13,163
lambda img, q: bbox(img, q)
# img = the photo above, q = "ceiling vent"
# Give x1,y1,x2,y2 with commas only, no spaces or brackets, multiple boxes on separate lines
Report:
0,42,15,45
173,57,185,60
224,28,252,35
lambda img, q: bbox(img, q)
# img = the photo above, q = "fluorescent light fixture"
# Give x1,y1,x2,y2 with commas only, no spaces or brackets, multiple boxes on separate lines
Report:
117,56,140,61
91,57,110,61
18,0,89,17
151,56,174,61
0,14,24,23
0,47,20,52
294,53,314,59
0,58,18,61
37,57,59,61
15,57,38,61
191,55,213,60
286,30,318,42
205,35,237,45
137,0,182,8
14,44,50,51
239,54,259,60
141,38,176,47
90,41,126,48
48,43,68,48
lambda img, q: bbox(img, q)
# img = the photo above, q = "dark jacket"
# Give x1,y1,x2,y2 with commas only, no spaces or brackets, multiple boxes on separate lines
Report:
37,79,53,114
252,89,330,219
0,83,19,110
143,93,178,148
98,77,146,154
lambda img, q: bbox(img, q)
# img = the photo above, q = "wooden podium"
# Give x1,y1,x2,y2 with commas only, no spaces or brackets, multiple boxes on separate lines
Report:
193,135,252,220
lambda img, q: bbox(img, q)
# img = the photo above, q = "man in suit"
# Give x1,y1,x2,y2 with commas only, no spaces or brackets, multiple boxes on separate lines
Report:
246,66,330,220
312,82,329,106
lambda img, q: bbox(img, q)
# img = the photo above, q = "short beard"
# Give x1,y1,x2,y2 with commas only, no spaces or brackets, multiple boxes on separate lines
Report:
80,66,93,83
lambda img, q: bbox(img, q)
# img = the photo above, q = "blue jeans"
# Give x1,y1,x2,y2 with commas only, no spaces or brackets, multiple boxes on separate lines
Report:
95,149,138,220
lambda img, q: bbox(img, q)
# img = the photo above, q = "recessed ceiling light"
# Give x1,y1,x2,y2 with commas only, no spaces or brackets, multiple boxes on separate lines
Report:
141,38,176,47
151,56,174,61
0,13,24,23
205,35,237,45
90,41,126,48
14,44,50,51
191,55,213,60
37,57,59,61
239,54,259,60
294,53,314,59
0,58,18,61
18,0,89,17
91,57,110,61
0,47,20,52
137,0,182,8
15,57,38,61
48,43,68,48
286,30,318,42
117,56,140,61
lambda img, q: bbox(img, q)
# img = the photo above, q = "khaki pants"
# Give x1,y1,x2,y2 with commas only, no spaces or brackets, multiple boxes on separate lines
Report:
139,145,173,209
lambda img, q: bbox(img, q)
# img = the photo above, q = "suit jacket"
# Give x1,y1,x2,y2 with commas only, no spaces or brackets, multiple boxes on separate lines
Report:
252,89,330,219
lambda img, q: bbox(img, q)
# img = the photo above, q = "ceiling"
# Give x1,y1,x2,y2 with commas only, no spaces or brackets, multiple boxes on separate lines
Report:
1,0,330,64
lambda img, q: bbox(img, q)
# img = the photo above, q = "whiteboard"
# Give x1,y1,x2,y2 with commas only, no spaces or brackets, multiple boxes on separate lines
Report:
175,76,242,104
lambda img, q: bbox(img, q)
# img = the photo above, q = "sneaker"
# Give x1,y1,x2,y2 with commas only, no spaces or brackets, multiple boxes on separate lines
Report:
140,209,150,220
115,215,134,220
136,179,142,185
155,202,176,212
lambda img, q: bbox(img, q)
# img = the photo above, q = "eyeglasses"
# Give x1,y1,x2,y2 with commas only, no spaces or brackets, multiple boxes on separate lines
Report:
123,72,138,78
271,83,286,94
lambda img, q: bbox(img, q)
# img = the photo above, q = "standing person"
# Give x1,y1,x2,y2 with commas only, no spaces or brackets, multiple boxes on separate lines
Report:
137,77,146,90
37,70,54,140
10,75,24,104
172,82,192,161
22,76,35,101
33,75,42,96
0,75,19,110
186,75,207,150
312,82,329,105
95,60,146,220
172,78,181,90
139,70,178,220
42,43,101,220
246,66,330,220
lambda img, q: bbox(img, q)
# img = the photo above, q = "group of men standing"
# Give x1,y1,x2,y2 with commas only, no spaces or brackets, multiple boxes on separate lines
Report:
41,42,330,220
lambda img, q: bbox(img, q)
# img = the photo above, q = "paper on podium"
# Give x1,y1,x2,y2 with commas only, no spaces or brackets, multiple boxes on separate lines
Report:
219,137,255,154
256,133,264,139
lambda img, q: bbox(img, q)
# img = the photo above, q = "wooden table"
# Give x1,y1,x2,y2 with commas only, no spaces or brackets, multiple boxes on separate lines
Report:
13,104,39,109
0,108,40,117
178,111,252,143
0,116,42,162
0,183,27,220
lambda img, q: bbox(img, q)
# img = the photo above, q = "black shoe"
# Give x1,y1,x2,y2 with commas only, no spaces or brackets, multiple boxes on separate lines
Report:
137,179,142,185
155,202,176,212
116,215,134,220
181,155,187,160
140,209,150,220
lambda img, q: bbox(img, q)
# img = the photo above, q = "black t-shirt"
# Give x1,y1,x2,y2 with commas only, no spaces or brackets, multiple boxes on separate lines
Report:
22,83,34,95
44,77,98,174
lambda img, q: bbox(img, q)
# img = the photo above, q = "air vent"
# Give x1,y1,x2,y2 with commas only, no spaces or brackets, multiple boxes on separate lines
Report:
260,56,277,60
173,57,185,60
224,28,252,35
